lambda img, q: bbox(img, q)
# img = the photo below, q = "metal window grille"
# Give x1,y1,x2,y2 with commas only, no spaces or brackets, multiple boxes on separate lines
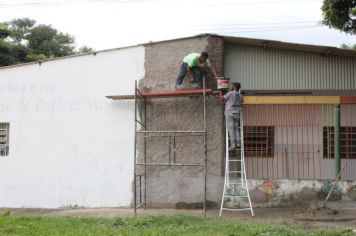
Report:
323,126,356,159
244,126,274,158
0,123,9,156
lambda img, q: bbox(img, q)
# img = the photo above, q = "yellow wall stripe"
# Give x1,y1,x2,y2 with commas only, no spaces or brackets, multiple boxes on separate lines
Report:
243,96,340,104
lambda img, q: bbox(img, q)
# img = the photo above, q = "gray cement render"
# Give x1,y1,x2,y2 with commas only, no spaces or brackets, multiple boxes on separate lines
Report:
137,36,225,208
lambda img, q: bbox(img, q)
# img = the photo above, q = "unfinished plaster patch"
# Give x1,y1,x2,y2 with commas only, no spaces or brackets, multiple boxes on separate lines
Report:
137,36,225,208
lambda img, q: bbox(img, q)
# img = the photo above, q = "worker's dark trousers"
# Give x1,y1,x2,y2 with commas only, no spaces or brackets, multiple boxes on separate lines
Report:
175,63,203,88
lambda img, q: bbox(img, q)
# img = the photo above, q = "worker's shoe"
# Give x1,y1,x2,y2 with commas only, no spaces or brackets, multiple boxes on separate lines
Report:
229,144,237,150
235,140,241,148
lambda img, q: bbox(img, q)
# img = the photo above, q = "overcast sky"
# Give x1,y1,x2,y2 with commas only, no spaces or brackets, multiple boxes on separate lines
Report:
0,0,355,50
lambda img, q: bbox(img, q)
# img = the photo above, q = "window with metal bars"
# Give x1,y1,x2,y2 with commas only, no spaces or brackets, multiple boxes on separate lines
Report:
0,123,9,156
323,126,356,159
244,126,274,158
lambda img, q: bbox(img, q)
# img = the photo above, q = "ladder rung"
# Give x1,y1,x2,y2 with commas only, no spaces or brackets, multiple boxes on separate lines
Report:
226,183,243,185
229,160,241,162
224,195,249,198
229,171,243,173
221,207,252,211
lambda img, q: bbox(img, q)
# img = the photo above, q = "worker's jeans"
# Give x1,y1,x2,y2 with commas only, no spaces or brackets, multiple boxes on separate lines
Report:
176,63,203,88
225,113,240,145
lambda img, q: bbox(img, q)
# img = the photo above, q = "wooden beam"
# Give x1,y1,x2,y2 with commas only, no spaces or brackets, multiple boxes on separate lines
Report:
106,95,134,100
106,89,212,100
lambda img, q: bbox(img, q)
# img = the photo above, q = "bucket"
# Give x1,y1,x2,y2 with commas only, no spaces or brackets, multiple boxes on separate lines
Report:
217,77,230,90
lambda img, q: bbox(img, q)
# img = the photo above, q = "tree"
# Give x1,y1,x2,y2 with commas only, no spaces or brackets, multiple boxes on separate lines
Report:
321,0,356,34
0,23,16,66
0,23,10,39
0,18,93,67
27,25,75,58
0,40,16,66
7,18,35,45
340,43,356,50
78,46,94,54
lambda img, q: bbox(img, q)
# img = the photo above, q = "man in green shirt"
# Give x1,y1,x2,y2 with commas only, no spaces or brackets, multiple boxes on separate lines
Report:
175,52,217,88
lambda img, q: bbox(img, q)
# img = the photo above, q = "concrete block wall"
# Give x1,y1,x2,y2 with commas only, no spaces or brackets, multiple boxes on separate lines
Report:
137,36,226,208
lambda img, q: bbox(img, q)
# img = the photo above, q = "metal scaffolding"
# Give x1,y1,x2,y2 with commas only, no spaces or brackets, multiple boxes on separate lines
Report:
133,80,209,217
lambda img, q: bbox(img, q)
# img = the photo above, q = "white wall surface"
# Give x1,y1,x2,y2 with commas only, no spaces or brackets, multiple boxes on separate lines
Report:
0,46,145,208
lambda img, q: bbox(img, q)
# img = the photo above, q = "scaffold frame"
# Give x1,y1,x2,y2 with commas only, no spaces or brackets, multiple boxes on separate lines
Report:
133,79,208,217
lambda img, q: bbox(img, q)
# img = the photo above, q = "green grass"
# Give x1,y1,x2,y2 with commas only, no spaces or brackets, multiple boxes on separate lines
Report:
0,214,353,236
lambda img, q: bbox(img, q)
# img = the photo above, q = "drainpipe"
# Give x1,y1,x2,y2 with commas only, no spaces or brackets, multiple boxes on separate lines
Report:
334,104,341,178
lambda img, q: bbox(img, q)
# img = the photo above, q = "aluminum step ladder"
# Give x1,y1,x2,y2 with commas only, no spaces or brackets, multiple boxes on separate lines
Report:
220,109,254,216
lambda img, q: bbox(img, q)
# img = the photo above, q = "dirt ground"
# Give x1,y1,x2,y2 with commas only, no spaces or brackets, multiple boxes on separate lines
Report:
2,207,356,230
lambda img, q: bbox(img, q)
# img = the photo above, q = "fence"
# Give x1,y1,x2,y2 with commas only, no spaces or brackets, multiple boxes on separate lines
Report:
243,104,356,180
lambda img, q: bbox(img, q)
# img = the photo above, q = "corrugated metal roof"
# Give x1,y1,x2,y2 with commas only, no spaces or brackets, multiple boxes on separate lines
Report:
222,35,356,57
141,33,356,57
224,44,356,91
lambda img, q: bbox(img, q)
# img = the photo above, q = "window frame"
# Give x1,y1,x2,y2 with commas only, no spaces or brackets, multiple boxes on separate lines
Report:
0,123,9,156
243,126,275,158
323,126,356,159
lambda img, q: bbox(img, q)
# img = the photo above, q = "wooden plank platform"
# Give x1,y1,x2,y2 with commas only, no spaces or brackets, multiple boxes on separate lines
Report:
106,89,212,100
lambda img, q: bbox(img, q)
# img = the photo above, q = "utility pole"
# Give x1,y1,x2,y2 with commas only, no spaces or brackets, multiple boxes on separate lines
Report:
334,104,341,178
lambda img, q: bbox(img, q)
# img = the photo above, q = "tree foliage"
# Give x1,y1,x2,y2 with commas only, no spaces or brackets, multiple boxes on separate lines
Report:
78,46,94,54
321,0,356,34
0,18,93,67
340,43,356,50
0,23,16,66
27,25,75,57
7,18,35,45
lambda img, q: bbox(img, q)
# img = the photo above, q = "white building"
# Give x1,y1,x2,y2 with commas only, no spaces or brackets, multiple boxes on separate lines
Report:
0,45,144,208
1,34,355,209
